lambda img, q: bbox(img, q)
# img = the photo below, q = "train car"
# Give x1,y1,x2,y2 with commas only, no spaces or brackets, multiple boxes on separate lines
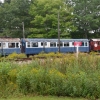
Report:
89,39,100,52
0,38,21,56
21,38,90,55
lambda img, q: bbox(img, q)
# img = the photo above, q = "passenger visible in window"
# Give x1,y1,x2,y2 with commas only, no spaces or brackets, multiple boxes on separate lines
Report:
8,43,15,48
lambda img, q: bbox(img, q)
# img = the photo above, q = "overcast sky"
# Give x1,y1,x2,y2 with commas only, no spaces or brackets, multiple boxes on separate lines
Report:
0,0,4,3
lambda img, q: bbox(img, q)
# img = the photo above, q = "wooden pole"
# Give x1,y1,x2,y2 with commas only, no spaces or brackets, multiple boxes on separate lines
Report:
58,11,60,52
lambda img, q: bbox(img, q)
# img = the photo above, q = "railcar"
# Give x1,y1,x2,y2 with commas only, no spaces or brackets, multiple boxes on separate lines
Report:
0,38,21,56
21,38,90,55
89,39,100,52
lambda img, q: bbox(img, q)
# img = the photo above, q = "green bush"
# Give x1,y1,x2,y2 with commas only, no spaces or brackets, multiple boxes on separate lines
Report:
6,52,27,60
0,62,19,97
16,67,66,95
16,66,31,94
1,53,100,99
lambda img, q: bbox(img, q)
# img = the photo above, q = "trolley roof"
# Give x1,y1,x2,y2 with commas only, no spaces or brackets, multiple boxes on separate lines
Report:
22,38,89,42
90,39,100,41
0,38,20,42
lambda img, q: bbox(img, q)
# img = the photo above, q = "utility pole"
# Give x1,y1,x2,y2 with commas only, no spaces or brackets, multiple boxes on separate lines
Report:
58,11,60,52
22,22,25,38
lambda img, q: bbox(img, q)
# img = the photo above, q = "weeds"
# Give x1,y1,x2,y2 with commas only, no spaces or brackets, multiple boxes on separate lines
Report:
0,53,100,99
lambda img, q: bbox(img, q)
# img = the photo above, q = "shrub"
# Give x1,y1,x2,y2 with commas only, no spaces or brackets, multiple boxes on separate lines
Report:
16,67,31,94
6,52,27,60
1,53,100,99
0,62,19,97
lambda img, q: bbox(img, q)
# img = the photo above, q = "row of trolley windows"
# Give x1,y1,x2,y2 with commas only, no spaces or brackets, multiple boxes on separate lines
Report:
93,41,100,45
0,42,19,48
8,43,19,48
50,42,88,47
51,42,88,47
26,42,88,47
27,42,38,47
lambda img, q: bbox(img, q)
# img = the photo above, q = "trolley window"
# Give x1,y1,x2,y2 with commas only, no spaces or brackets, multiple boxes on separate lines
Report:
81,42,84,46
0,43,1,47
98,42,100,45
31,42,38,47
0,43,4,48
3,43,6,47
41,42,47,46
72,42,74,45
79,42,88,46
81,42,88,46
57,42,63,47
8,43,15,48
50,42,56,47
85,42,87,46
16,43,19,48
27,42,30,47
64,42,69,46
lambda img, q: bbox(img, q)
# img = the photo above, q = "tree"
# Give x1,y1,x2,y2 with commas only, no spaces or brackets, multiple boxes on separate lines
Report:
4,0,11,3
68,0,100,38
0,0,32,38
29,0,76,38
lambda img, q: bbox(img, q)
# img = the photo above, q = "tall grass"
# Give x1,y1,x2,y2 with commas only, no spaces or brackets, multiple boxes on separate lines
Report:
0,53,100,99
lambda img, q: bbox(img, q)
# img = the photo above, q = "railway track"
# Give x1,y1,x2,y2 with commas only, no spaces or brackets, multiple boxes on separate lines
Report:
15,58,32,61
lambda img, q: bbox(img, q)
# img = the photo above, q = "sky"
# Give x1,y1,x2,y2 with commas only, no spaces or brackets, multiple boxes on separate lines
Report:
0,0,4,3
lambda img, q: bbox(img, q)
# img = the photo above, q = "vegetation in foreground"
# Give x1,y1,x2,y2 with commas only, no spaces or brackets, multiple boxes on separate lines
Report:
0,52,100,100
0,96,87,100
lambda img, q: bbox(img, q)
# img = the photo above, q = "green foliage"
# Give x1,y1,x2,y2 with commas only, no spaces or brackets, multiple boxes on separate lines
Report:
6,52,27,60
0,0,99,39
0,0,31,38
69,0,100,38
29,0,75,38
17,67,31,94
0,62,19,97
1,53,100,99
0,52,27,61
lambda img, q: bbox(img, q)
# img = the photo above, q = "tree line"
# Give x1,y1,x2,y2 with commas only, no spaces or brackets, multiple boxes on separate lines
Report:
0,0,100,39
